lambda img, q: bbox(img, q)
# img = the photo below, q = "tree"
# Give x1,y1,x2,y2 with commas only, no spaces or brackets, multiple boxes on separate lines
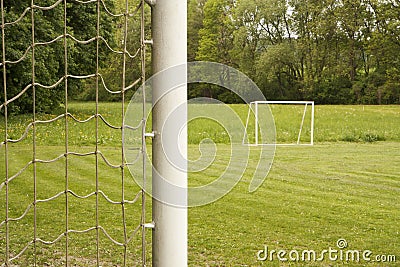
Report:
192,0,238,102
79,1,152,102
191,0,398,104
256,41,303,100
367,0,400,103
196,0,234,64
0,0,115,114
188,0,207,62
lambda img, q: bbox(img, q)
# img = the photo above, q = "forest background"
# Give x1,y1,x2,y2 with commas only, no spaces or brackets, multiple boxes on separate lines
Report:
2,0,400,114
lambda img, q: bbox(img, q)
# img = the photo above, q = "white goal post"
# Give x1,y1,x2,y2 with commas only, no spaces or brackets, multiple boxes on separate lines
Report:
243,101,315,146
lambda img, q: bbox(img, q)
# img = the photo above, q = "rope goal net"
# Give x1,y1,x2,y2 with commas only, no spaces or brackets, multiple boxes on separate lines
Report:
0,0,151,265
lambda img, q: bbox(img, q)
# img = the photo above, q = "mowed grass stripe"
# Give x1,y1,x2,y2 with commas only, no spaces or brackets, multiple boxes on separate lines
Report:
189,142,399,266
0,143,147,265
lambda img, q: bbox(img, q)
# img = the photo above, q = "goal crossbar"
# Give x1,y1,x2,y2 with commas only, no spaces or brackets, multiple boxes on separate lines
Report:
243,101,315,146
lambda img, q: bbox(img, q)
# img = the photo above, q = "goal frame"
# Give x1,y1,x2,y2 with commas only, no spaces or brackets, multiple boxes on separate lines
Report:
243,101,315,146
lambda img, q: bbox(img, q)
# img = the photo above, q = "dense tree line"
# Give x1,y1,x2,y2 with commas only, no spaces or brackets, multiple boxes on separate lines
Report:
189,0,400,104
2,0,399,114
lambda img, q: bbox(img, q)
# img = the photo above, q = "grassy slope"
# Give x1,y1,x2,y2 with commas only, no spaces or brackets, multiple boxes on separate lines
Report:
0,103,399,266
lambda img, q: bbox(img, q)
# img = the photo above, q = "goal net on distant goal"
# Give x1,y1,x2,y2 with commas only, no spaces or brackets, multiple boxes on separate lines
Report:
242,101,315,146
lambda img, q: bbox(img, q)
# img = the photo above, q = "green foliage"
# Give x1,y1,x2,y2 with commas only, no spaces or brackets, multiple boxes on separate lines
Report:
77,3,152,102
0,0,64,114
188,0,400,104
341,132,386,143
196,0,234,64
188,0,207,62
191,0,237,100
0,0,115,114
256,41,303,100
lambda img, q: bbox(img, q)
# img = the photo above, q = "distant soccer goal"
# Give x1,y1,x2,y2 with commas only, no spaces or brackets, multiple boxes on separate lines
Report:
243,101,315,146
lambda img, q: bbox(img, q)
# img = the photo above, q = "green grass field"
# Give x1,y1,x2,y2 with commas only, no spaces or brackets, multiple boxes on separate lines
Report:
0,102,399,266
